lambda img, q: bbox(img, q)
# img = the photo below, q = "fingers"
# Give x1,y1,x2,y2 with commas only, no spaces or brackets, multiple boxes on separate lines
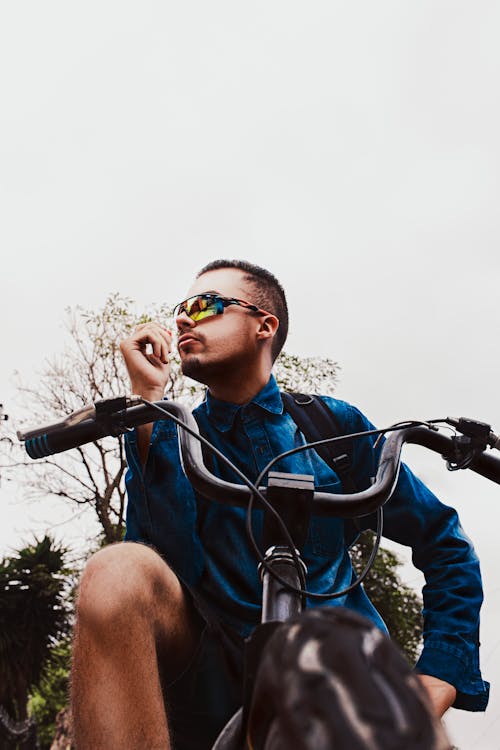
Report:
119,323,173,398
122,323,172,364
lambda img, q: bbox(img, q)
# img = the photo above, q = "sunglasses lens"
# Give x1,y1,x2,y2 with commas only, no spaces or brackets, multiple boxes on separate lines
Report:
181,295,220,321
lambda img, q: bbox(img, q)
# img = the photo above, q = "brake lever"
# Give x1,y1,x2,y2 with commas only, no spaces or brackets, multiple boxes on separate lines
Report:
445,417,500,451
443,417,500,470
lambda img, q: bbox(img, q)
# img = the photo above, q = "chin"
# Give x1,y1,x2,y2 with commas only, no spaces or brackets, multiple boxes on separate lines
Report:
181,355,230,386
180,356,209,384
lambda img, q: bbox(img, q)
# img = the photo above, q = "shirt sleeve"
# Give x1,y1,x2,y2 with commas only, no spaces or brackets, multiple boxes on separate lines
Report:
326,398,490,712
123,417,205,587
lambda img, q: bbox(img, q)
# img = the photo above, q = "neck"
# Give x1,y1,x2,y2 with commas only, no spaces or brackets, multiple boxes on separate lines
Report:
207,364,272,404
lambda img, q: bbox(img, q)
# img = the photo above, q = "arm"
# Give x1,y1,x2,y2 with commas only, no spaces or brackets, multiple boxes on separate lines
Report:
323,398,489,713
120,323,205,586
381,459,488,713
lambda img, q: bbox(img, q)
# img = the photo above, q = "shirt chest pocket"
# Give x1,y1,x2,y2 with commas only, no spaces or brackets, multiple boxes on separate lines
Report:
306,482,345,559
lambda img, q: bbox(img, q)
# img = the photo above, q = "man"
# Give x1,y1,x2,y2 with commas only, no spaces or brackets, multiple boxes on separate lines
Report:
71,260,488,749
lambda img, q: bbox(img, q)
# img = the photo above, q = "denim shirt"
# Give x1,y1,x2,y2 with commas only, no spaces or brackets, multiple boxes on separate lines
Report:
124,375,489,711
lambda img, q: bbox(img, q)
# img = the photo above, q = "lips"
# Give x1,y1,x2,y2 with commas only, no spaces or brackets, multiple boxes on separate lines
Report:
178,334,201,349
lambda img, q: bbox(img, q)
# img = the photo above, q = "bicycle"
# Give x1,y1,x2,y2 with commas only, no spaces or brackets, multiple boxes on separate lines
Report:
18,397,500,749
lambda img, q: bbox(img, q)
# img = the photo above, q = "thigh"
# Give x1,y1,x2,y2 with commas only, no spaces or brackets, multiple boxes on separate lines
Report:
77,541,202,682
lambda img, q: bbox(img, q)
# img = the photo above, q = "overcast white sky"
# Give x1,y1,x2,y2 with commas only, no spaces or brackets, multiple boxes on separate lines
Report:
1,2,500,746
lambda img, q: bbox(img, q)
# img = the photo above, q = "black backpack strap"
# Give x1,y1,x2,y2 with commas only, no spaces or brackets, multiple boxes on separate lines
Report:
281,392,357,494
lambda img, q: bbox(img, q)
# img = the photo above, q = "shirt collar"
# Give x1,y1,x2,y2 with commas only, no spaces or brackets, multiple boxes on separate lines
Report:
204,374,284,432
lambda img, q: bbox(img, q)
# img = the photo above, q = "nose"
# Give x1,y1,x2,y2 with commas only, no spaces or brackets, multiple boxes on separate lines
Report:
175,310,196,332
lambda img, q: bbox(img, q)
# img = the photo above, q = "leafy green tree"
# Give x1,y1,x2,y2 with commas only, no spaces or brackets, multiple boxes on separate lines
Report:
0,537,71,724
28,639,71,750
350,531,423,663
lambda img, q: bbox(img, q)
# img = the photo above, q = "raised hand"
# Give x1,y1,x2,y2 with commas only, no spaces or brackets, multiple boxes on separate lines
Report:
119,322,173,401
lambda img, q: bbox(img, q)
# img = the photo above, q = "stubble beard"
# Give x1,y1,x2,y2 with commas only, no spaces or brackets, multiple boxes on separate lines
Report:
180,355,205,384
180,354,223,385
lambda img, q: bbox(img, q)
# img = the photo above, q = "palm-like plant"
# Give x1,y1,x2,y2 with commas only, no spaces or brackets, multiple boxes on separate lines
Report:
0,536,71,723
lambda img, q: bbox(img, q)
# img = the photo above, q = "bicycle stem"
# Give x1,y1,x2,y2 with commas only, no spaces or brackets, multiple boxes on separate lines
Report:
259,546,307,623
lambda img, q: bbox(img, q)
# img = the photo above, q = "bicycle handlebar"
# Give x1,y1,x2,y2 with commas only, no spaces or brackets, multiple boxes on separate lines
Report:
18,398,500,519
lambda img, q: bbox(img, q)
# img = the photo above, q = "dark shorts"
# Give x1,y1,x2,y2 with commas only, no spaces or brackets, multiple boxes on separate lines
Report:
165,586,245,750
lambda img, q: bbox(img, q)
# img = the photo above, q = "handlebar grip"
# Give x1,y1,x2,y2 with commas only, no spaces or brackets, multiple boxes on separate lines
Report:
21,401,197,460
24,420,111,458
21,401,165,458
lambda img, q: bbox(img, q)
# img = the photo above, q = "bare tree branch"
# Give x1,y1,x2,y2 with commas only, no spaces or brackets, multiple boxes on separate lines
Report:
8,294,339,546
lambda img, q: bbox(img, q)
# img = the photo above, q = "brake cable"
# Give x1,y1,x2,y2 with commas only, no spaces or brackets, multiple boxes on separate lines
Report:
142,398,438,601
247,420,437,600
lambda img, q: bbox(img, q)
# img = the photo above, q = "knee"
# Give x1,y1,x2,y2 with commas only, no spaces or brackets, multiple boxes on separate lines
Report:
76,542,180,633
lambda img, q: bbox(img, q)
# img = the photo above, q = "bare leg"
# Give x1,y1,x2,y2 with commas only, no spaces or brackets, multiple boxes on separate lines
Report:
71,542,200,750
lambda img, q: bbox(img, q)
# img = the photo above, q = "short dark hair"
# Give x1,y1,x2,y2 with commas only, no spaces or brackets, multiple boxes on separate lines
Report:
196,259,288,361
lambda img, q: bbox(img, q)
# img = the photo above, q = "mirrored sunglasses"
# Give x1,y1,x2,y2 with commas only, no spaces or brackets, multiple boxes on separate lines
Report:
173,293,268,322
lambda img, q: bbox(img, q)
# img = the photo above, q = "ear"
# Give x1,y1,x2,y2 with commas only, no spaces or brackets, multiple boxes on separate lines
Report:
256,313,280,344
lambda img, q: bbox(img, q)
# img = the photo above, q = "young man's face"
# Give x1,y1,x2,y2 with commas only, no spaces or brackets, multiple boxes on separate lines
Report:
175,267,272,385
